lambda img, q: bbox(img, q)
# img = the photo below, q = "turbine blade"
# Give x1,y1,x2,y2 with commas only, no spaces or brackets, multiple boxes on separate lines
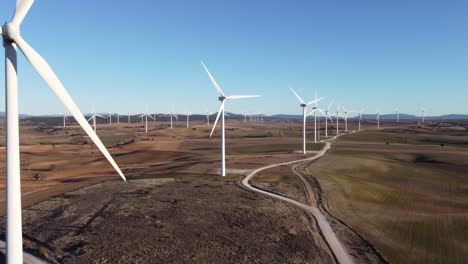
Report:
87,116,94,122
210,101,225,138
14,35,126,181
318,109,326,116
201,61,225,96
96,114,106,118
289,88,305,104
226,95,260,100
307,109,318,117
306,97,325,106
11,0,34,25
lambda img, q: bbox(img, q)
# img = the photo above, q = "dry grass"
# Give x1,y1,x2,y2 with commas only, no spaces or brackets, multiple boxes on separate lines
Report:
308,128,468,264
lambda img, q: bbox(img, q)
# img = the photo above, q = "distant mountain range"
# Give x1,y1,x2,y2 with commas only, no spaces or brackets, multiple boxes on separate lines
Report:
0,112,466,120
272,113,468,120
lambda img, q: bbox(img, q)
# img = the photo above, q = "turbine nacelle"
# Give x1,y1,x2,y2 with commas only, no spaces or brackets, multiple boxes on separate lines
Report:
2,22,20,42
218,96,226,101
300,103,306,107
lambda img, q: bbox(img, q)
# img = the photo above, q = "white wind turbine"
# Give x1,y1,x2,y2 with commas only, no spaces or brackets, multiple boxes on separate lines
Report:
342,106,350,132
290,88,324,153
1,1,127,263
306,92,326,143
396,108,400,123
421,108,426,123
186,112,190,128
206,110,211,126
354,108,366,131
323,101,334,138
335,106,343,135
106,113,112,125
376,111,382,129
139,105,155,133
168,111,177,129
202,62,259,176
87,107,105,132
63,113,68,128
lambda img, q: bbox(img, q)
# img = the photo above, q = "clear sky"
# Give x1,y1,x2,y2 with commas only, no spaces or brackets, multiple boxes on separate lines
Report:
0,0,466,116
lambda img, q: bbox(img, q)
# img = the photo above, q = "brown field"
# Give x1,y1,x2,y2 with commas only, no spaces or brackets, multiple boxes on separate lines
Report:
307,126,468,264
0,117,466,263
0,117,341,263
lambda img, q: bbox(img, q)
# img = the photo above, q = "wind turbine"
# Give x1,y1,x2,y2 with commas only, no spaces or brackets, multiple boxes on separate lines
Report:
87,108,105,132
206,110,211,126
116,113,120,124
342,106,350,132
335,106,343,135
106,113,112,125
168,111,177,129
376,111,381,129
186,112,190,128
63,113,68,128
202,62,259,176
139,105,155,133
290,88,324,153
128,113,131,124
354,108,366,131
306,91,326,143
323,101,334,138
1,1,127,263
396,108,400,123
421,108,426,123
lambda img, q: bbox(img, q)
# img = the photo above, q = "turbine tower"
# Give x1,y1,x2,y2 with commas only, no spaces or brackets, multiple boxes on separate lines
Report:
376,111,381,129
186,112,190,128
324,101,334,138
342,107,349,132
307,92,326,143
290,88,323,154
202,62,259,176
139,105,155,133
0,2,127,263
396,108,400,123
335,106,342,135
106,113,112,125
87,108,105,132
63,113,68,128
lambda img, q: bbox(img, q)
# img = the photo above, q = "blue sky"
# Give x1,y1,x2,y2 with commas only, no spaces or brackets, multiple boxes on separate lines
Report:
0,0,466,116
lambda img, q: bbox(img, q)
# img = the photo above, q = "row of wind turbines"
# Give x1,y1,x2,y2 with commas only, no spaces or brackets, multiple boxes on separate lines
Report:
0,1,432,263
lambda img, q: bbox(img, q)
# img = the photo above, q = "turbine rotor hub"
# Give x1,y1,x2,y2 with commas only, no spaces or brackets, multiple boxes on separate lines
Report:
218,96,226,101
2,23,20,42
300,104,306,107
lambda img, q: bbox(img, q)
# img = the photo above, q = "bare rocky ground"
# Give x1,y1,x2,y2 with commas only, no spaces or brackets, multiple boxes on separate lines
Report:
0,176,336,264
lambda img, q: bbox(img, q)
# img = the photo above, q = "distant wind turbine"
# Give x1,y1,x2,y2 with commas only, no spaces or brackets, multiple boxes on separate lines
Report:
202,61,259,176
290,88,324,153
63,113,68,128
139,105,155,133
323,101,334,138
307,91,326,143
87,107,105,132
376,111,381,129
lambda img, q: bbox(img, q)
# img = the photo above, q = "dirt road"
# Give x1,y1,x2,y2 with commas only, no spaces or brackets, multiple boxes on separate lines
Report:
242,135,354,264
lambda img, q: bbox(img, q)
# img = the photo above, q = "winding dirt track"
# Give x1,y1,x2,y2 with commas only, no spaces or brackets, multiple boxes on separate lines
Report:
241,135,354,264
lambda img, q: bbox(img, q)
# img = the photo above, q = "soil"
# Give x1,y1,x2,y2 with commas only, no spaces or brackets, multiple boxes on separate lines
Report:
0,176,335,264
